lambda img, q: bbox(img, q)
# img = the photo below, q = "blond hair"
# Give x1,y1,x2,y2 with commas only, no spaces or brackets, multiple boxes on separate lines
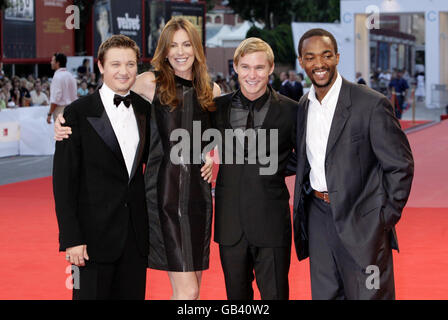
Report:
233,37,274,67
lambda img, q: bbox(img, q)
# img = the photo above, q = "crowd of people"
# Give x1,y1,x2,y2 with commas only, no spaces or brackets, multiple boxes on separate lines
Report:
1,58,423,121
369,68,426,119
0,61,98,111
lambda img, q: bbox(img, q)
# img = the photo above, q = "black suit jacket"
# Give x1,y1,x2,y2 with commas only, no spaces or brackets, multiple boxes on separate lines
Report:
53,90,150,263
279,81,303,102
212,88,298,247
291,78,414,268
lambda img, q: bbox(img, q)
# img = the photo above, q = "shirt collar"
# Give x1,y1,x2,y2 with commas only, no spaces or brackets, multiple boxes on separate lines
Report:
100,82,130,99
308,72,342,105
100,82,131,110
238,87,270,112
54,68,67,74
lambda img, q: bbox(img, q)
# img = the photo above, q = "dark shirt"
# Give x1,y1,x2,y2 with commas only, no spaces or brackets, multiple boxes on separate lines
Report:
77,66,87,75
11,87,30,99
230,88,270,131
229,88,271,162
388,78,409,93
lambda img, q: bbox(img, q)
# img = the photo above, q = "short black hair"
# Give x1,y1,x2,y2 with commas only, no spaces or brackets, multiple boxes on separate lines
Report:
298,28,338,57
54,53,67,67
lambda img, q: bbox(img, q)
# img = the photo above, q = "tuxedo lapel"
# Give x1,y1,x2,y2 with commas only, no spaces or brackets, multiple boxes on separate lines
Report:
295,95,309,182
300,98,309,159
260,87,277,130
325,79,352,159
227,90,238,129
87,90,126,168
128,91,148,181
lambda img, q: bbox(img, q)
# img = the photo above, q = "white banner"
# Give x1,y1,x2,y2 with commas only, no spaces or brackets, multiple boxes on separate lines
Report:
0,122,20,142
0,107,55,157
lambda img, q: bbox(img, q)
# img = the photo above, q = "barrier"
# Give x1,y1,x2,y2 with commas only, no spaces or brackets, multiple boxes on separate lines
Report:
430,84,448,109
0,106,55,157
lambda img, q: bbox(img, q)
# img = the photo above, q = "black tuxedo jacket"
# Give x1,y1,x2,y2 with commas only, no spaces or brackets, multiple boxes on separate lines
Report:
53,90,150,263
291,78,414,268
212,88,298,247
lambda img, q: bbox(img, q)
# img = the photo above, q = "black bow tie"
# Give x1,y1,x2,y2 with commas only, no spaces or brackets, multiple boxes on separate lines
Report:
113,94,132,108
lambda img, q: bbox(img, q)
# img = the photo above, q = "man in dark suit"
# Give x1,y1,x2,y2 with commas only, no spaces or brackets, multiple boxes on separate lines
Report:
53,35,150,300
356,72,367,85
278,71,289,96
287,70,304,102
290,28,414,300
212,38,297,300
279,70,304,102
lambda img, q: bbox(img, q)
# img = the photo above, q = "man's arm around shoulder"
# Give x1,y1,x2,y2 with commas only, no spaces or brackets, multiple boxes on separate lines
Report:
53,104,85,253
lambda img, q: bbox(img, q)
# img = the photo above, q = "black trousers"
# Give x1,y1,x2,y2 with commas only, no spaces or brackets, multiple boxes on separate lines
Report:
219,235,290,300
395,95,405,119
307,195,395,300
72,218,147,300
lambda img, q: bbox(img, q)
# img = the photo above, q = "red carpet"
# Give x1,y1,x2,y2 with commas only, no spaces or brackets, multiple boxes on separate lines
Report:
399,120,431,131
1,120,448,299
405,120,448,208
0,177,311,300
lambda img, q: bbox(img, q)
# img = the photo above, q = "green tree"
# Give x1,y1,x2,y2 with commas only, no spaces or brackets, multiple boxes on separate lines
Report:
228,0,340,29
228,0,292,30
246,24,296,65
205,0,216,12
228,0,340,65
292,0,340,23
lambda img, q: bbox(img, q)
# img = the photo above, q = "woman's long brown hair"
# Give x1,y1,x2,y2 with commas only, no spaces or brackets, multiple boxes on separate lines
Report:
151,17,215,111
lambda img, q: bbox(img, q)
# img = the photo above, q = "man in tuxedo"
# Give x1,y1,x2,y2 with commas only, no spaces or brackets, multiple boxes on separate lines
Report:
53,35,150,300
212,38,297,300
291,28,414,299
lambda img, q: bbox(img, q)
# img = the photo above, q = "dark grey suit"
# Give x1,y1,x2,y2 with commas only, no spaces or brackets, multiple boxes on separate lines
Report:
291,78,414,299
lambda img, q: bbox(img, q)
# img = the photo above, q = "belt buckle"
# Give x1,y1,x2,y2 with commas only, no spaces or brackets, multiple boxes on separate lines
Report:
323,192,330,203
315,190,330,203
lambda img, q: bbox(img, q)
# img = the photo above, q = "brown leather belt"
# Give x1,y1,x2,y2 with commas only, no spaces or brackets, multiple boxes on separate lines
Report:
313,190,330,203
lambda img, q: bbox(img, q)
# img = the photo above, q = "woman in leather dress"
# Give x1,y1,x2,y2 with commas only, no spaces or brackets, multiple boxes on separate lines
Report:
131,17,221,300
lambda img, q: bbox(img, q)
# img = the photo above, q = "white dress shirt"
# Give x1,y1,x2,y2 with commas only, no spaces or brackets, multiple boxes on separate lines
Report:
99,83,139,177
49,68,78,106
306,72,343,192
